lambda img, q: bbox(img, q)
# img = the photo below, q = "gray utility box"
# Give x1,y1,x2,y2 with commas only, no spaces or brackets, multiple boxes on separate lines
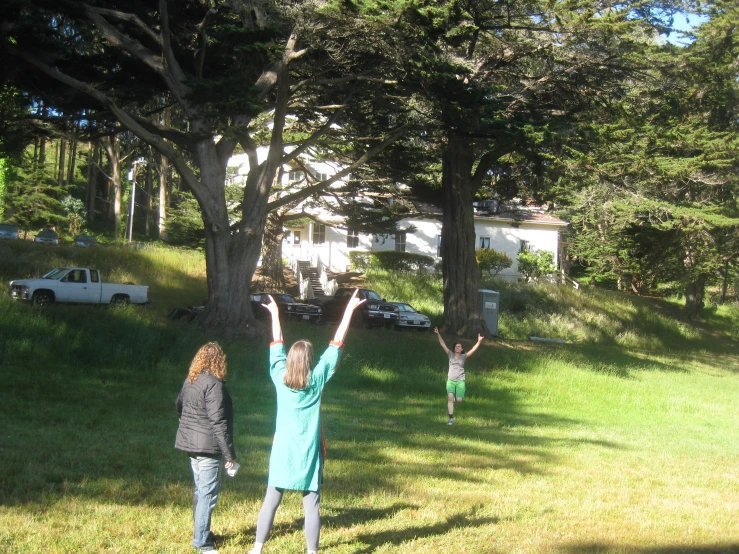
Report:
478,289,499,336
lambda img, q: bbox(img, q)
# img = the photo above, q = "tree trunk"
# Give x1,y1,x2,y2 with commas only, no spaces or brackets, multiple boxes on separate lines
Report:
85,142,95,222
159,154,169,240
194,139,276,337
260,211,287,290
38,138,46,168
57,139,66,187
684,273,707,322
86,142,98,222
440,133,486,337
145,158,153,235
67,134,78,185
101,136,122,235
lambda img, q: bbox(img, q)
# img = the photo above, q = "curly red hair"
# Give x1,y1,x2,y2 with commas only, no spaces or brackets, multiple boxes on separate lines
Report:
187,342,227,382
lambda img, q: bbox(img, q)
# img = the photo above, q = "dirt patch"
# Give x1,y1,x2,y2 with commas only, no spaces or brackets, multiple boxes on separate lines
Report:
251,267,300,296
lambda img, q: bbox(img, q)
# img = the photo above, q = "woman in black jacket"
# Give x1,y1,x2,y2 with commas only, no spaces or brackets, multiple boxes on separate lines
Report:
175,342,237,554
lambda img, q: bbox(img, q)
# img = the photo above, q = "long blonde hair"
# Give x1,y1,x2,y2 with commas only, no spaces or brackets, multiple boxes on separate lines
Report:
187,342,227,383
284,340,313,390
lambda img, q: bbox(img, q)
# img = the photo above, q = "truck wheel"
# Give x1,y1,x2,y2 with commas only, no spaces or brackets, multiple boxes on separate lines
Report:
110,295,129,307
32,291,54,305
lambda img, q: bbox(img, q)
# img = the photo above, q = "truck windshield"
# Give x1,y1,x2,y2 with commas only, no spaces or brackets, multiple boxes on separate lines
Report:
42,268,70,280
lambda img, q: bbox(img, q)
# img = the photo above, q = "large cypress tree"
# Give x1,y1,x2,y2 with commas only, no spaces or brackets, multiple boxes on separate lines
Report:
2,0,409,334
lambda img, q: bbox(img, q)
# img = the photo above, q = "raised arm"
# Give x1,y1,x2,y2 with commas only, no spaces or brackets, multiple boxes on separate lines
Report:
332,289,365,344
466,334,485,358
261,295,282,342
433,327,449,354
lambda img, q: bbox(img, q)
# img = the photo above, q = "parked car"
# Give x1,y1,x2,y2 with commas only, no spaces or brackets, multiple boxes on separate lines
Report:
34,230,59,245
312,287,398,328
9,267,150,305
0,223,19,240
74,234,100,247
250,292,322,322
389,302,431,331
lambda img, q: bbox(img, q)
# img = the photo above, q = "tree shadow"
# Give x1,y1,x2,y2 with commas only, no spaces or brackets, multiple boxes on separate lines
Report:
326,506,501,553
560,542,739,554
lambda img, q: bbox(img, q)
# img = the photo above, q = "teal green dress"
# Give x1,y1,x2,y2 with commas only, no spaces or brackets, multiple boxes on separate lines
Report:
267,340,343,492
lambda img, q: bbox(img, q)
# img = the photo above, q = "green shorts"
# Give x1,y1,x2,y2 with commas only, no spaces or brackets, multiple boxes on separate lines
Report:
446,379,466,399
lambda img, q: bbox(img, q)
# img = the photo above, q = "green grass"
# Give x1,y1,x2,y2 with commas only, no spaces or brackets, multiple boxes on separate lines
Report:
1,245,738,553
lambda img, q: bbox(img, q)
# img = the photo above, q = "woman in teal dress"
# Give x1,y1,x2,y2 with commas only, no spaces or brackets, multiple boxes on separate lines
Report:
248,289,365,554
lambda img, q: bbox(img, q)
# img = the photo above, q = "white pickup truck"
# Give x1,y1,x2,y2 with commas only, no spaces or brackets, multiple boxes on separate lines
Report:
9,267,150,306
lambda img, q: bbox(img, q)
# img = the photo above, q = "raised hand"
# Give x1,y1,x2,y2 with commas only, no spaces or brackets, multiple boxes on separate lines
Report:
261,295,280,318
345,288,366,313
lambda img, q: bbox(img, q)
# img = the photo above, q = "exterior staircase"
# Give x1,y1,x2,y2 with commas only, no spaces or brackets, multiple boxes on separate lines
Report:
298,260,324,297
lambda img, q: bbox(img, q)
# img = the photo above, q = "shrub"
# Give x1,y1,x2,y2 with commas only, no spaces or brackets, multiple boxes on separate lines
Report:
517,249,556,281
476,248,512,278
350,251,435,273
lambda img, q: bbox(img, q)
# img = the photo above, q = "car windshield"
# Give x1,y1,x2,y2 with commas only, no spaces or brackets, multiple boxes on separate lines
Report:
42,268,70,280
0,224,16,231
396,303,416,313
366,291,382,301
76,235,94,241
275,294,296,303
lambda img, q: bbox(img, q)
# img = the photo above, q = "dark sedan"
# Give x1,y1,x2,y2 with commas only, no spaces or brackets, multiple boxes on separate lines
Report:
251,292,323,322
389,302,431,331
34,230,59,245
0,223,19,240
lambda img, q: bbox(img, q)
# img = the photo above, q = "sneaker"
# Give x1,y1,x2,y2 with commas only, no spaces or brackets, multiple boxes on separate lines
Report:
198,548,218,554
447,417,454,425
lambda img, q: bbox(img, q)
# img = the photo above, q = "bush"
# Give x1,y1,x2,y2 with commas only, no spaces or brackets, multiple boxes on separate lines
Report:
349,251,435,273
476,248,513,278
517,249,556,281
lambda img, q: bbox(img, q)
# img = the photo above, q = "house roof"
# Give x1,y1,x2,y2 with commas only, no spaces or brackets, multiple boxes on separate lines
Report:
408,199,569,227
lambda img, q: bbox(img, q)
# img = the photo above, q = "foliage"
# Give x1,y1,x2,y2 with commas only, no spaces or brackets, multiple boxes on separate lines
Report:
556,4,739,316
517,249,556,282
165,191,206,248
476,248,512,278
5,159,65,232
0,158,9,220
61,195,85,236
349,250,435,273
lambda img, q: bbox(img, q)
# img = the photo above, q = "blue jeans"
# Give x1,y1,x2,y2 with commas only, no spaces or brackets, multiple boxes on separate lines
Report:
190,455,222,549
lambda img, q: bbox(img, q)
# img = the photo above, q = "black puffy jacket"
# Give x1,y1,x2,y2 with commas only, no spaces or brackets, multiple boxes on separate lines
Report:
175,372,236,462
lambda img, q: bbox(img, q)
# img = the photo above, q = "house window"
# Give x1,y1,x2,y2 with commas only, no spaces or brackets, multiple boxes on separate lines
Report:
519,240,529,253
437,235,442,257
479,236,491,249
395,231,407,252
347,228,359,248
288,170,304,183
312,224,326,245
316,172,329,182
293,231,301,245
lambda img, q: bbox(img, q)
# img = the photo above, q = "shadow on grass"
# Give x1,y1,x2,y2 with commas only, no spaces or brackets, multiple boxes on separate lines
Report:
560,543,739,554
328,506,500,553
238,503,418,545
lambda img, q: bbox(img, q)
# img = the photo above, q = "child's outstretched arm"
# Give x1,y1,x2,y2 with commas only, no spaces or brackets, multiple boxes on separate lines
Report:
333,289,365,344
434,327,449,354
261,295,283,342
466,334,485,358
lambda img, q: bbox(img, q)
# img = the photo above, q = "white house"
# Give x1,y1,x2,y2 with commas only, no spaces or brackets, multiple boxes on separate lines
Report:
281,201,568,281
226,149,569,294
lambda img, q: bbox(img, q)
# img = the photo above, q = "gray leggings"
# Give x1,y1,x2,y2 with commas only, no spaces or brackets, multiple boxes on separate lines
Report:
255,486,321,551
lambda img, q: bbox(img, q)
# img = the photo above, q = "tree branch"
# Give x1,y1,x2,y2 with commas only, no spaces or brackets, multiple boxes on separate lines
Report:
15,50,203,198
268,123,411,211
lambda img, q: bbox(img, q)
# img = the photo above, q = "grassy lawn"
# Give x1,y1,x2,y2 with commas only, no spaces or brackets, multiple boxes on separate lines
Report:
0,242,737,553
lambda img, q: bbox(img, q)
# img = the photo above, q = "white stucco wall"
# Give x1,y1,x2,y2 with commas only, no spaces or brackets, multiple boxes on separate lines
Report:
473,218,562,279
